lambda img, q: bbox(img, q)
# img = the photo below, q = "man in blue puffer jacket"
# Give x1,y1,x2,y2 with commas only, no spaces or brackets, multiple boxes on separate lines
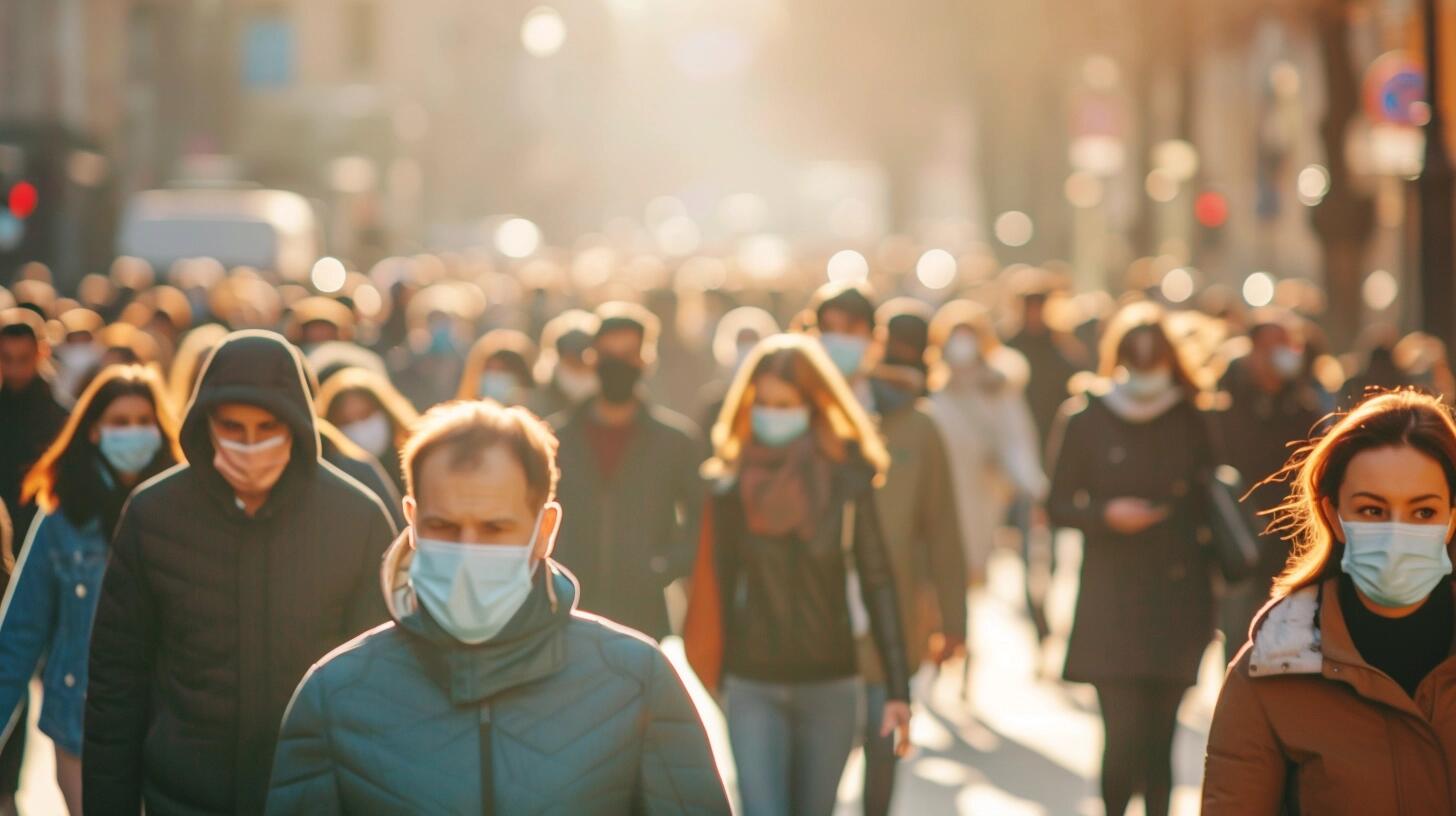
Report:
266,399,730,815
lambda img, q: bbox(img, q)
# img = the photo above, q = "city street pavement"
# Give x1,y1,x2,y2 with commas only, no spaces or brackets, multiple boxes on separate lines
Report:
16,534,1228,815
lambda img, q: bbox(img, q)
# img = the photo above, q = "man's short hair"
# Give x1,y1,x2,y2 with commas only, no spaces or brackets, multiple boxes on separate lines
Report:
808,281,879,331
402,400,561,509
0,308,44,344
877,297,934,353
594,301,660,358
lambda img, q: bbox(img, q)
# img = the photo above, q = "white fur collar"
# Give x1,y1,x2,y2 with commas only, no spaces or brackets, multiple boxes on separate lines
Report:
1247,586,1323,677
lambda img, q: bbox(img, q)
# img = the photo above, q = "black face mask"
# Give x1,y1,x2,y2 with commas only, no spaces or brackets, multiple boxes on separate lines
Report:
596,357,643,404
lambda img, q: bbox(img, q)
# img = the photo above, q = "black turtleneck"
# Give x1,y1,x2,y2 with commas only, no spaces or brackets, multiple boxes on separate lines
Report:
1339,575,1454,697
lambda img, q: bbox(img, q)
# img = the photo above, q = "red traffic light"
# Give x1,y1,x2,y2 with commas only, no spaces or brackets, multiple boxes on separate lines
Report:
8,181,37,219
1194,191,1228,228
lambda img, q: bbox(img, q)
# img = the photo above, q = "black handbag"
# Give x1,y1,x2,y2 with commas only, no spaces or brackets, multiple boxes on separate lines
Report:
1200,465,1265,583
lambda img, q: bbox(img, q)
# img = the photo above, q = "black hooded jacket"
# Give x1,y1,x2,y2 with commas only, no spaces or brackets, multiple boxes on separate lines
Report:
83,331,396,816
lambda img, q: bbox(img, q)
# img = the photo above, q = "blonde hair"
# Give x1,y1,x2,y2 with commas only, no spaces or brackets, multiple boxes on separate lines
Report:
704,333,890,481
316,366,421,450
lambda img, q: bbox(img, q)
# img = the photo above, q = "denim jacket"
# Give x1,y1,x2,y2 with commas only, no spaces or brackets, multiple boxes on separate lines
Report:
0,510,107,755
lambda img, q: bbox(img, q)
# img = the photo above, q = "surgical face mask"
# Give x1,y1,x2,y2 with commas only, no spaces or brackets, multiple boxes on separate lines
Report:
751,405,811,447
1120,367,1174,400
56,343,102,375
596,357,642,404
820,333,870,378
99,425,162,475
1340,519,1454,608
478,371,520,404
407,503,555,644
555,366,597,403
1271,346,1304,379
341,412,392,458
943,334,980,367
213,433,291,498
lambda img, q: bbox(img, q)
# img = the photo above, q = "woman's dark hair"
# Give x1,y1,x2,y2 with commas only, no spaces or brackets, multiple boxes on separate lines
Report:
1266,389,1456,597
1097,301,1201,396
22,364,182,536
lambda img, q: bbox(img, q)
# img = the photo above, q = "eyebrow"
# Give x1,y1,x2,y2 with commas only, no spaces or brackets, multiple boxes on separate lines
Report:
1350,491,1446,504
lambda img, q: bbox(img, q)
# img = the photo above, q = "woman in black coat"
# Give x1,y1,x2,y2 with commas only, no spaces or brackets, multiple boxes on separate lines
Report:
1046,302,1216,816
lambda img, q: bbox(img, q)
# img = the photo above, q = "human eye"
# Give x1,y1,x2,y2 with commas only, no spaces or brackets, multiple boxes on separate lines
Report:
1356,505,1386,519
1413,507,1439,521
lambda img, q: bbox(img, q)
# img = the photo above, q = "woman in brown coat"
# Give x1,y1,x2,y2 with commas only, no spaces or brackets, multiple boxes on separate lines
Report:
1204,389,1456,814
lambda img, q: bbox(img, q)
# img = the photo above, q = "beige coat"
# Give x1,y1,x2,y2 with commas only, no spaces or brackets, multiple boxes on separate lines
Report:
1203,578,1456,814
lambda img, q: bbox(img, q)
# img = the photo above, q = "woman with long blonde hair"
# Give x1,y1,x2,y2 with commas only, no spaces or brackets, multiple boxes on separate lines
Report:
1204,390,1456,813
0,365,181,814
684,333,910,816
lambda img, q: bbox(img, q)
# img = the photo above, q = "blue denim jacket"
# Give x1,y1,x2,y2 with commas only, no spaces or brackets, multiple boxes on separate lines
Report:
0,510,107,755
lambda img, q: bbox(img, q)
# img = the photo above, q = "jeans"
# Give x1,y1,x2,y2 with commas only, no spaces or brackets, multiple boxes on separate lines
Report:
861,683,896,816
725,675,863,816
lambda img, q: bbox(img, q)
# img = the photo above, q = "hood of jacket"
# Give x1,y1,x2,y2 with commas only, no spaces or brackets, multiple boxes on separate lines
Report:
378,531,580,703
179,330,321,510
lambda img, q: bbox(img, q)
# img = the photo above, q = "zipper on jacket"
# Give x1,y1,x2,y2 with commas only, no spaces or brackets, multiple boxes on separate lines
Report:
480,703,494,816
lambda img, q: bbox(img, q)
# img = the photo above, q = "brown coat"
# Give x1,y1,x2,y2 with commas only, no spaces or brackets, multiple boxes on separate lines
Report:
1203,578,1456,815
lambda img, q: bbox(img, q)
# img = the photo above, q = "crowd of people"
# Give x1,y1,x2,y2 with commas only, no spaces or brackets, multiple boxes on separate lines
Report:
0,247,1451,815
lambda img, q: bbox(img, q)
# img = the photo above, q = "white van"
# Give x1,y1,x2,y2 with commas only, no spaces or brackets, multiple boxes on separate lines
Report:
118,188,320,281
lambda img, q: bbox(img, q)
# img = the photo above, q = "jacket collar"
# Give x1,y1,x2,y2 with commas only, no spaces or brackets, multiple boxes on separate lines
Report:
380,532,578,704
1249,578,1456,719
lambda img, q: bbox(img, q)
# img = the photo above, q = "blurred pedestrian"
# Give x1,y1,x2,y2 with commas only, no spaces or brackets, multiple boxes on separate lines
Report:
1047,302,1216,816
317,366,419,493
529,310,599,419
696,305,779,435
84,331,397,815
1341,324,1413,408
0,365,181,814
1005,287,1087,452
1204,391,1456,813
685,334,911,816
1213,310,1324,661
0,308,68,539
551,303,703,639
458,329,537,407
266,400,730,814
928,300,1046,588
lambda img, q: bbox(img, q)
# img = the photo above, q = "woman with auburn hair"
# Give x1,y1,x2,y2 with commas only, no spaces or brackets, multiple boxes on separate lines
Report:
0,365,181,814
1046,301,1216,816
316,366,419,493
684,333,910,816
1204,390,1456,814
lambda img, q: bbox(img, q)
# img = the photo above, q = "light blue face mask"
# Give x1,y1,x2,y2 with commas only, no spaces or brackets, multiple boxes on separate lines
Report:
751,405,811,447
99,426,162,475
478,371,520,404
1340,519,1454,608
819,333,870,378
408,503,556,644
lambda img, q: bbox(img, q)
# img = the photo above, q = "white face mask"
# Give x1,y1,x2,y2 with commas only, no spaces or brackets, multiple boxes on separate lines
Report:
1120,367,1174,400
555,367,598,403
1340,519,1454,608
340,412,392,457
407,502,557,644
1270,346,1304,379
943,333,980,367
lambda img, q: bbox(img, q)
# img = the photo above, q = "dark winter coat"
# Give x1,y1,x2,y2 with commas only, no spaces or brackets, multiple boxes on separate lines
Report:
265,537,730,815
552,401,703,639
1047,391,1217,685
83,331,397,816
711,452,912,701
0,377,67,536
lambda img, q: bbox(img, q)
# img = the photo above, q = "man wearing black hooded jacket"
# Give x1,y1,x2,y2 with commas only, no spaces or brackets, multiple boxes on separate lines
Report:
83,330,396,815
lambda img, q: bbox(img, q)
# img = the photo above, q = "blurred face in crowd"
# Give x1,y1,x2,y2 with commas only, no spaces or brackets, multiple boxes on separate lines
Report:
211,402,291,447
593,327,646,404
1021,296,1047,334
818,307,872,341
330,390,381,428
755,372,807,411
89,395,157,444
406,443,559,560
209,402,293,509
301,319,340,346
0,333,40,391
1252,324,1303,382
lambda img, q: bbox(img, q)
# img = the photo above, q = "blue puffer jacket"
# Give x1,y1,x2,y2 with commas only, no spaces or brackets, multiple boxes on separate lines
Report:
266,535,731,815
0,510,107,755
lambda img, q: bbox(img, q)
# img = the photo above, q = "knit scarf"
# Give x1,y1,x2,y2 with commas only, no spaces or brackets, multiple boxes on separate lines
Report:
739,436,832,540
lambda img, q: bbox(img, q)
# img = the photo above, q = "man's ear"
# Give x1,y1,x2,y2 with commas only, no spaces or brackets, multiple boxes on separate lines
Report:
402,495,417,543
536,501,562,561
1320,497,1345,543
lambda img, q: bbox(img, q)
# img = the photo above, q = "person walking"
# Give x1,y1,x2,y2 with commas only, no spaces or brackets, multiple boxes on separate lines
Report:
1204,390,1456,814
458,329,538,407
83,330,397,815
266,399,730,814
685,333,911,816
316,366,419,493
1046,302,1216,816
551,303,703,640
0,365,181,814
529,309,599,420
